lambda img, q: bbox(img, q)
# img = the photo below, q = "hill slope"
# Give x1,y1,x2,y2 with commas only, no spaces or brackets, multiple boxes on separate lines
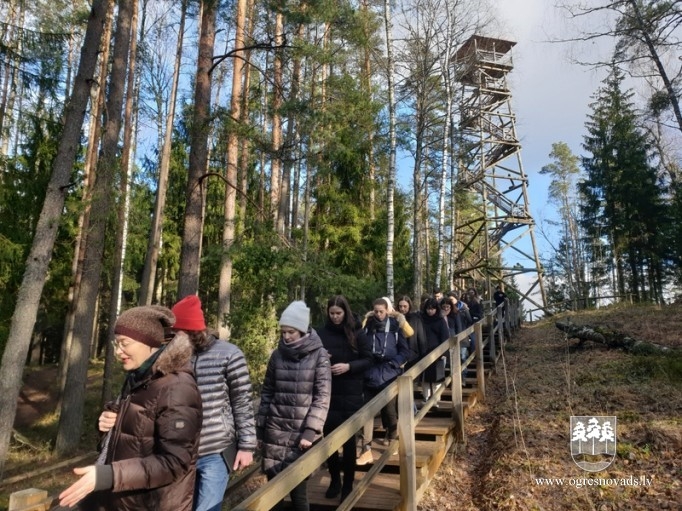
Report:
419,303,682,511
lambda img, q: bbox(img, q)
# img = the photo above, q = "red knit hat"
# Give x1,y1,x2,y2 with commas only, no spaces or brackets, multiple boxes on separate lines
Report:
172,295,207,331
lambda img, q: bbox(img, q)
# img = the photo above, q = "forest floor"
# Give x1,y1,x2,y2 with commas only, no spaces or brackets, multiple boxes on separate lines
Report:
417,302,682,511
1,303,681,511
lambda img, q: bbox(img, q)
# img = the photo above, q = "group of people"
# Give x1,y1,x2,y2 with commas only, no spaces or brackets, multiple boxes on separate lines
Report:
58,286,491,511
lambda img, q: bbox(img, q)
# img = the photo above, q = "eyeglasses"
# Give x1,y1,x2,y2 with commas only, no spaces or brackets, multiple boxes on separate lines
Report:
111,338,132,351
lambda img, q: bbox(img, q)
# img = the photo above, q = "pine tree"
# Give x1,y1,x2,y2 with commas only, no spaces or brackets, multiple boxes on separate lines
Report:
540,142,589,308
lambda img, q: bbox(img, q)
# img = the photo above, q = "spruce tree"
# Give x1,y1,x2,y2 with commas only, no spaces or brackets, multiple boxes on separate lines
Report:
580,63,668,303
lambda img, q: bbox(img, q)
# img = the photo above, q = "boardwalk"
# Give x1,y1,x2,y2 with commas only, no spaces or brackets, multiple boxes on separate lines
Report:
272,383,486,510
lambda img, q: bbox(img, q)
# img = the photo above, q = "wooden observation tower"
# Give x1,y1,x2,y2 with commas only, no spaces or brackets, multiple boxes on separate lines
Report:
453,35,547,314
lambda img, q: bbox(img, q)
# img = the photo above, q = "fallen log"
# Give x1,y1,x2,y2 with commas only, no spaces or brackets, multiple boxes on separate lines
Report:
555,321,671,353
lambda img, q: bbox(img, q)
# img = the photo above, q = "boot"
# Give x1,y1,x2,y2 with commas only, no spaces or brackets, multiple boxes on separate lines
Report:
341,471,354,501
325,475,341,499
356,443,373,466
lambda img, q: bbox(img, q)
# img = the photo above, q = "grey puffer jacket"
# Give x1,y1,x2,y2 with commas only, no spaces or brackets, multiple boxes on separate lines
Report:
193,335,257,457
85,332,202,511
256,329,331,478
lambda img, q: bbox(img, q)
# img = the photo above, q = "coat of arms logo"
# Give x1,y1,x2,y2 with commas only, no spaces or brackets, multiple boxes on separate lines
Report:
570,416,617,472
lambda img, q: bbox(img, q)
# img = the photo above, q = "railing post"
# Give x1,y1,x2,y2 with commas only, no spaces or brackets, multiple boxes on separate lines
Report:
497,307,505,349
9,489,49,511
397,375,417,511
450,341,465,443
488,310,496,364
475,322,485,400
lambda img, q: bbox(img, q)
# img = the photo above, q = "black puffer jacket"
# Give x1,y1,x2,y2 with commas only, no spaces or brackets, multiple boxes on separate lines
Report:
318,321,372,430
256,329,331,478
85,332,202,511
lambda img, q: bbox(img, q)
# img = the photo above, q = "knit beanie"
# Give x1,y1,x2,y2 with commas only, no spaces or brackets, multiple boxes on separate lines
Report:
171,295,207,331
279,300,310,334
114,305,175,348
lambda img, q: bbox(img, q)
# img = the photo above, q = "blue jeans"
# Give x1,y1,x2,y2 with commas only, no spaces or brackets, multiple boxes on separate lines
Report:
194,453,229,511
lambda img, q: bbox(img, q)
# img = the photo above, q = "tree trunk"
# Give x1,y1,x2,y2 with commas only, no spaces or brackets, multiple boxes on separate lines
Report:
0,5,22,159
361,0,375,221
237,0,256,233
55,0,134,456
435,53,453,289
58,2,115,398
103,0,140,405
218,0,248,339
626,0,682,135
384,0,396,298
279,20,304,236
177,0,216,299
0,0,109,476
555,321,671,353
139,0,187,305
270,10,284,233
412,122,424,299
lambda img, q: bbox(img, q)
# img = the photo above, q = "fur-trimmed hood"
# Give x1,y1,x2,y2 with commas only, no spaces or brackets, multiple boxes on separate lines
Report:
152,331,194,376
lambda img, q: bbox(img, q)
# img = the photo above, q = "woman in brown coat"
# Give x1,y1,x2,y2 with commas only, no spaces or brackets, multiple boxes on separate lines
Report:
58,305,202,511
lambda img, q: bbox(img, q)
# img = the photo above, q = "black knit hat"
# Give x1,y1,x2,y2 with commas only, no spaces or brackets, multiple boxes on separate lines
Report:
114,305,175,348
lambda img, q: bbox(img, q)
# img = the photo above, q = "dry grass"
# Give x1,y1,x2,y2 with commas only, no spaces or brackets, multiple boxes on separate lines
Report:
0,361,123,510
419,302,682,511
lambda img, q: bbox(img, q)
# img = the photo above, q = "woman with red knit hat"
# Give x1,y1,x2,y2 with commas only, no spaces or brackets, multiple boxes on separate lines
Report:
58,306,202,511
171,295,256,511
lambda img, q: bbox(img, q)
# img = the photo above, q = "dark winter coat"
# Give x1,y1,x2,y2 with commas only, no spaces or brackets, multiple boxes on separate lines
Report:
192,335,257,458
318,321,373,430
256,329,331,478
447,302,472,334
85,332,202,511
420,311,451,383
467,300,483,323
404,311,428,368
363,316,411,390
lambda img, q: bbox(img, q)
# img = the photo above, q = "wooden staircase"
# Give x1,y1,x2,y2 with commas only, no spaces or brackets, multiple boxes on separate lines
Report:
301,360,496,510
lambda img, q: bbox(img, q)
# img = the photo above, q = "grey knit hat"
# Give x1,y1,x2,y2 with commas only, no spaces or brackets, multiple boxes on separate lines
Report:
279,300,310,334
114,305,175,347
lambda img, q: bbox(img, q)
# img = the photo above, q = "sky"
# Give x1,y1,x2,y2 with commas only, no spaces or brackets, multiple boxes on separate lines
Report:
493,0,610,253
464,1,613,313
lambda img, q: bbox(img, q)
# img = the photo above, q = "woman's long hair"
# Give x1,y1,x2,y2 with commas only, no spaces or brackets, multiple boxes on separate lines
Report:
396,295,414,312
327,295,356,350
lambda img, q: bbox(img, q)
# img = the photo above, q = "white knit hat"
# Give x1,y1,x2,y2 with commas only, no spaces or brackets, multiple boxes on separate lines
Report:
279,300,310,333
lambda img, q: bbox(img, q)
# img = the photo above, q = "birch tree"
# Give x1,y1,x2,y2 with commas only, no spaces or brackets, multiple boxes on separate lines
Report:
139,0,188,305
384,0,397,298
